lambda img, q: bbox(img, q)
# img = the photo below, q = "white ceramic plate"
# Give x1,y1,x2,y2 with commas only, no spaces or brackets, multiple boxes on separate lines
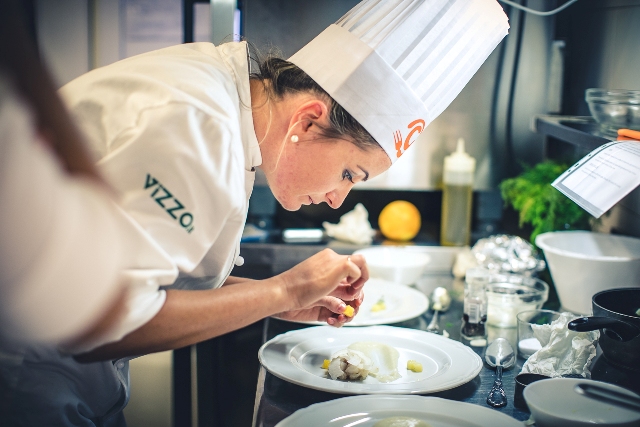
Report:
524,378,640,427
278,279,429,327
258,325,482,394
275,395,523,427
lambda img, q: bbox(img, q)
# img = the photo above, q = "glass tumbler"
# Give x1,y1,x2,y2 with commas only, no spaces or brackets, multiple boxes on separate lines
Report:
517,309,561,359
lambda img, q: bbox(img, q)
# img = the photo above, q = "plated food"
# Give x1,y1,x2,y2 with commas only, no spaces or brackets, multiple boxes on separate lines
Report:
325,342,400,383
374,416,431,427
322,341,426,384
259,326,482,394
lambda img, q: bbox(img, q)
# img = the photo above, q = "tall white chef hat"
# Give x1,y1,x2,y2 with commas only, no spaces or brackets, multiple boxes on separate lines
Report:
289,0,509,163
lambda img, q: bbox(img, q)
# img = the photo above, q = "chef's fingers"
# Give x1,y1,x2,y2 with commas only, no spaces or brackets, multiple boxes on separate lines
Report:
329,283,364,301
353,290,364,308
306,296,359,326
341,255,367,289
313,296,350,316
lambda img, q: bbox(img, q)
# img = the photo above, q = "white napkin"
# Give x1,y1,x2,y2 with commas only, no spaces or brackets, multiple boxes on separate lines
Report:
322,203,375,245
521,312,599,378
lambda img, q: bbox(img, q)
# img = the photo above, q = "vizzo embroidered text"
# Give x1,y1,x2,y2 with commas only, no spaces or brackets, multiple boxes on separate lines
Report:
144,174,194,233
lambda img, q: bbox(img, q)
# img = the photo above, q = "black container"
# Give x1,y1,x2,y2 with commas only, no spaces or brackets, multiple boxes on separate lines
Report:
594,288,640,372
569,288,640,372
514,373,550,411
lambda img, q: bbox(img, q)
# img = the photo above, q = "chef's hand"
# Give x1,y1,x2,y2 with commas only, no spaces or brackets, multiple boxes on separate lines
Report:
274,249,368,326
274,290,365,326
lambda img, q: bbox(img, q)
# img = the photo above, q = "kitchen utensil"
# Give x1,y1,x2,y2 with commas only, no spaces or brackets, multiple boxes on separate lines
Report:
535,231,640,315
486,273,549,327
571,288,640,372
575,383,640,413
425,287,451,334
275,395,523,427
568,316,640,342
586,88,640,132
484,338,515,408
524,378,640,427
353,247,430,286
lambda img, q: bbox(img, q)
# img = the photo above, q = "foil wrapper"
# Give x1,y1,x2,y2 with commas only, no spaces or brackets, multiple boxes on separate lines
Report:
472,234,545,275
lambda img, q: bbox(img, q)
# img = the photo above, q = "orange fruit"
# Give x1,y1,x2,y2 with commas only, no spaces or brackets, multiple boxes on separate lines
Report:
378,201,421,241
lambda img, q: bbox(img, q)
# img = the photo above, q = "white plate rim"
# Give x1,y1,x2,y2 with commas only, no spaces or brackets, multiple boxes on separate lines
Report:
258,325,482,395
523,378,640,423
275,395,523,427
275,279,429,327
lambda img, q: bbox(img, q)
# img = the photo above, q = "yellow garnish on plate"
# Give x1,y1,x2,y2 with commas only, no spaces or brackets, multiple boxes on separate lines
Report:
343,305,355,317
321,359,331,369
371,297,386,312
407,360,423,372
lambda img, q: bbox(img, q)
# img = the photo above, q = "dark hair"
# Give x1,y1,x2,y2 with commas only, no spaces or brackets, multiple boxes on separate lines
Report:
249,55,380,152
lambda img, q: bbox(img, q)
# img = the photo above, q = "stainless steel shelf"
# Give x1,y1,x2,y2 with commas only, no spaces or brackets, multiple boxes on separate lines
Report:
533,115,616,151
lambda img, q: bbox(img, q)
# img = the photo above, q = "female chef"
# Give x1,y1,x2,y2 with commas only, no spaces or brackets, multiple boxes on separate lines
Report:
0,1,509,425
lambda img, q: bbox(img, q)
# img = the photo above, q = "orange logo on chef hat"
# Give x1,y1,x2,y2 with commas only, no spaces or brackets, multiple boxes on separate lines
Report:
394,119,426,158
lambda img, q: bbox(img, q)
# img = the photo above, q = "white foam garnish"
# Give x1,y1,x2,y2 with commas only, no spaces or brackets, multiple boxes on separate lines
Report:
348,342,401,383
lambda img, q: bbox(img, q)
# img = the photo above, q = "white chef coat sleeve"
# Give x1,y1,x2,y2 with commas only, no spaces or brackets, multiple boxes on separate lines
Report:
0,86,128,344
55,101,246,353
97,101,246,275
59,204,179,355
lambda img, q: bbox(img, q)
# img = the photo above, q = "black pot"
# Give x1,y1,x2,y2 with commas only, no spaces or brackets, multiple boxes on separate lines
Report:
568,288,640,372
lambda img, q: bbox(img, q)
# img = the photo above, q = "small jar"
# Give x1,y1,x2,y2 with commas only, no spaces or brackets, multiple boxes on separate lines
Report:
461,267,489,339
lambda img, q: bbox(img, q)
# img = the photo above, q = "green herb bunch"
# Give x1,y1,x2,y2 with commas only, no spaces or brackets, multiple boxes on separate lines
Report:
499,161,592,244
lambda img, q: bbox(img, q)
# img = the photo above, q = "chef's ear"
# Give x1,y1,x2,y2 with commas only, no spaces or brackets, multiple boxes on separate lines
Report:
291,99,330,134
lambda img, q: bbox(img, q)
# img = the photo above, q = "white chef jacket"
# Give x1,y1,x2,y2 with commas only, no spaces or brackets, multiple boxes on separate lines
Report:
1,42,261,426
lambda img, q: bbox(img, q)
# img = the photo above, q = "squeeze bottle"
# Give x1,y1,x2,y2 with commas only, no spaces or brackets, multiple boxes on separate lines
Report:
440,138,475,246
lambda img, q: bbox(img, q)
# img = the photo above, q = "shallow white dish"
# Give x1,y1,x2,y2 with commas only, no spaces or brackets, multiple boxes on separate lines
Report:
353,247,430,285
258,325,482,394
275,395,523,427
278,279,429,327
524,378,640,427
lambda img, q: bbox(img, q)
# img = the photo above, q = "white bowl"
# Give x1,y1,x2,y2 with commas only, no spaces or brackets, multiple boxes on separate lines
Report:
353,247,430,286
535,231,640,315
403,246,462,273
524,378,640,427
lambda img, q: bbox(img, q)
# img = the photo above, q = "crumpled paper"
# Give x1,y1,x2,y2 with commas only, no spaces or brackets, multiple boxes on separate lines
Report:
322,203,375,245
521,312,599,378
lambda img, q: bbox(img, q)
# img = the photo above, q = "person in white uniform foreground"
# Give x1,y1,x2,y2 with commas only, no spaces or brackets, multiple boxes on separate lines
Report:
0,1,509,425
0,0,132,349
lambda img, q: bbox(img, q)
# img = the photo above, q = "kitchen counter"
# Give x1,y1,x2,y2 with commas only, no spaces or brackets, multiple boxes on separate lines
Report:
251,274,533,427
184,241,635,427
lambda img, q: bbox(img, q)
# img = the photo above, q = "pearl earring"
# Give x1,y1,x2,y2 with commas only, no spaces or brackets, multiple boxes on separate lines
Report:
290,135,299,143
